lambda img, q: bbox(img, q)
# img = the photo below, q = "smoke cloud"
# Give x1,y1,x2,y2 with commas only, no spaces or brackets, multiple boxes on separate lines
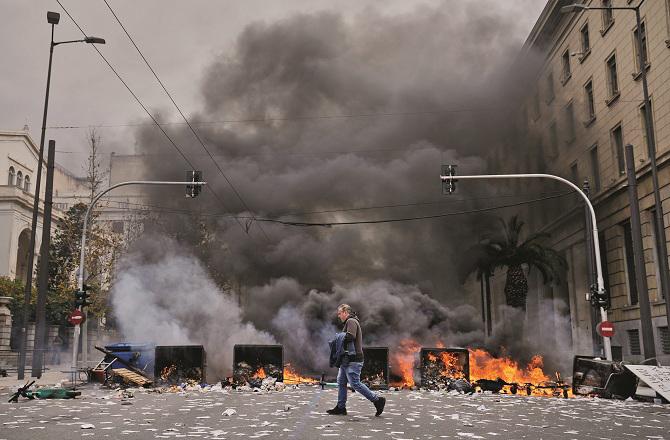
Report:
110,237,275,379
109,4,573,379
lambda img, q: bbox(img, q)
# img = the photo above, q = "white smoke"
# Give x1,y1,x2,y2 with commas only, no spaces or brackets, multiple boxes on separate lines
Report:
110,238,275,380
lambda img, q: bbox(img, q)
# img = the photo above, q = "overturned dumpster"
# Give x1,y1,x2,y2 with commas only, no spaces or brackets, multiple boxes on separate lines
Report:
572,355,637,399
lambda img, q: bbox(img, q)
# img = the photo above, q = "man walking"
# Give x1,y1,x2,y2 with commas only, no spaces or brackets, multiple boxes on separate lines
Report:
327,304,386,417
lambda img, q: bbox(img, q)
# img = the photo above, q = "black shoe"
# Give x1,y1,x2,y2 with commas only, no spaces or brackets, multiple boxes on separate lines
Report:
374,396,386,416
326,406,347,415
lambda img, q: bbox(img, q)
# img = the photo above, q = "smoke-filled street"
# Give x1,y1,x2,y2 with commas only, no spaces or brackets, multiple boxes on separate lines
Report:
4,0,670,438
2,386,669,440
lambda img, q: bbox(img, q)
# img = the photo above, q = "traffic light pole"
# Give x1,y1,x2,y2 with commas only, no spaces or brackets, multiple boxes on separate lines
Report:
72,179,206,370
439,172,612,361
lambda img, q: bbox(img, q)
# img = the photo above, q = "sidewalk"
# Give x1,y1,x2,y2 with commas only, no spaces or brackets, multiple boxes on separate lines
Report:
0,367,85,392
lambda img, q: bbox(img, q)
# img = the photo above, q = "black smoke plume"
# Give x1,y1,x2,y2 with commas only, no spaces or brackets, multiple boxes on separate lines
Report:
110,5,571,379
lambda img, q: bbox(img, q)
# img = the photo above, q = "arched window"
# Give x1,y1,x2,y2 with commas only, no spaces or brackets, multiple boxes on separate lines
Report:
8,167,15,186
24,175,31,192
16,171,23,189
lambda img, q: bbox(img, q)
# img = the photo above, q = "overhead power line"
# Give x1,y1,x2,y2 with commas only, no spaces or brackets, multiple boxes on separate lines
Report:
99,190,573,226
101,0,269,241
254,191,574,227
97,189,569,218
55,0,249,236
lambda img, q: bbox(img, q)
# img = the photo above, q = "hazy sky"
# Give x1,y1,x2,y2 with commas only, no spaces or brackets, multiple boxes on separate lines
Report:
2,0,546,174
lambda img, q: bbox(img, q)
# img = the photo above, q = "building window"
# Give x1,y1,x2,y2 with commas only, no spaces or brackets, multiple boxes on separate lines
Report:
8,167,15,186
659,326,670,354
561,49,572,84
585,80,596,121
602,0,614,33
627,329,641,355
622,221,639,306
606,53,619,103
23,175,30,193
633,20,649,73
564,101,576,143
549,122,558,157
570,162,579,184
590,145,601,192
546,72,555,103
16,171,23,189
112,221,125,234
640,99,655,155
580,22,591,59
612,124,625,175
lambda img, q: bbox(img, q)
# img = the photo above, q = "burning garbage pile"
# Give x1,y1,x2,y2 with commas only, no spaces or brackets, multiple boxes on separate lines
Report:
420,347,471,392
227,344,318,391
154,345,206,385
360,347,390,390
389,339,571,398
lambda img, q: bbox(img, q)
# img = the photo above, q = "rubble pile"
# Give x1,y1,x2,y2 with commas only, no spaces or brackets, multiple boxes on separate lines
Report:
421,351,467,390
362,372,387,389
232,362,282,388
158,364,204,385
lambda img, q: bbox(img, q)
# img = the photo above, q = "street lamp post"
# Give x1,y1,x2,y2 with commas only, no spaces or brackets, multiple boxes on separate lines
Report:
71,179,206,370
16,11,105,380
440,172,613,361
562,0,670,356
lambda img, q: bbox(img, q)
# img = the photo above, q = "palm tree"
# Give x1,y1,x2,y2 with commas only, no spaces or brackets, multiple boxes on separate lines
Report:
460,216,567,317
489,216,567,311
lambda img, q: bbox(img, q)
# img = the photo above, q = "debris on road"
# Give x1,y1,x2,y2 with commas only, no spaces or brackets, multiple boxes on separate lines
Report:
222,408,237,416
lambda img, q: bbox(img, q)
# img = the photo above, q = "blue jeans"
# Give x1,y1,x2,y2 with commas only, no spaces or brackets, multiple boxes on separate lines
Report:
337,361,378,408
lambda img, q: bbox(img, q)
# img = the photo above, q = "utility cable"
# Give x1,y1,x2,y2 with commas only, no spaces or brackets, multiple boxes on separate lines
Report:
101,190,574,226
55,0,248,235
102,0,270,241
254,191,573,227
97,189,570,217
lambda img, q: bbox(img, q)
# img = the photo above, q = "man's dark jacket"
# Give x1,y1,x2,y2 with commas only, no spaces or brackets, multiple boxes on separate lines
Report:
328,332,355,368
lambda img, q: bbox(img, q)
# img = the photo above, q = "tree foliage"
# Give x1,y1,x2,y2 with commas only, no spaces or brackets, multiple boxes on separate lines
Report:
460,215,567,310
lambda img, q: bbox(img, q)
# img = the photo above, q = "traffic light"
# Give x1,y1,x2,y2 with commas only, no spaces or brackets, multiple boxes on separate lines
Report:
589,284,610,310
74,285,90,309
441,165,458,195
186,170,203,198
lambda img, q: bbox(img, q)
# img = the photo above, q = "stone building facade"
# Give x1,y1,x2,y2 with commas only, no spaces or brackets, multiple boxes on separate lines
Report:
512,0,670,363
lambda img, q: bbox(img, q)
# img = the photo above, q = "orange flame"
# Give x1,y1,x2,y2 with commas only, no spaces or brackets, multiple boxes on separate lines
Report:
389,339,421,388
283,363,318,384
388,339,570,397
252,367,267,379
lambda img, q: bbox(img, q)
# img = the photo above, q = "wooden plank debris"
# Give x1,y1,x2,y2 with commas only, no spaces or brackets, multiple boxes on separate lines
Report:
112,368,153,387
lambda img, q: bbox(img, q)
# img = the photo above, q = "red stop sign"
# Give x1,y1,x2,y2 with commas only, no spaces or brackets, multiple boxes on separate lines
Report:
68,310,86,326
597,321,615,338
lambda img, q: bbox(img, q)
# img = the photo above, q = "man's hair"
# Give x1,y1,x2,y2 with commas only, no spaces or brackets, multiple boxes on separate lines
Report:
337,304,352,314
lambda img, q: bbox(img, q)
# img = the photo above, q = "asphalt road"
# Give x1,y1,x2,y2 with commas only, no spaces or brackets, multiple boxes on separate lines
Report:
1,385,669,439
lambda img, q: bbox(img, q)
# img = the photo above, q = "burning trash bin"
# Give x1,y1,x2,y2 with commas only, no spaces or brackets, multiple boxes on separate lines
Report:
420,347,469,390
361,347,389,390
154,345,206,384
233,344,283,387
